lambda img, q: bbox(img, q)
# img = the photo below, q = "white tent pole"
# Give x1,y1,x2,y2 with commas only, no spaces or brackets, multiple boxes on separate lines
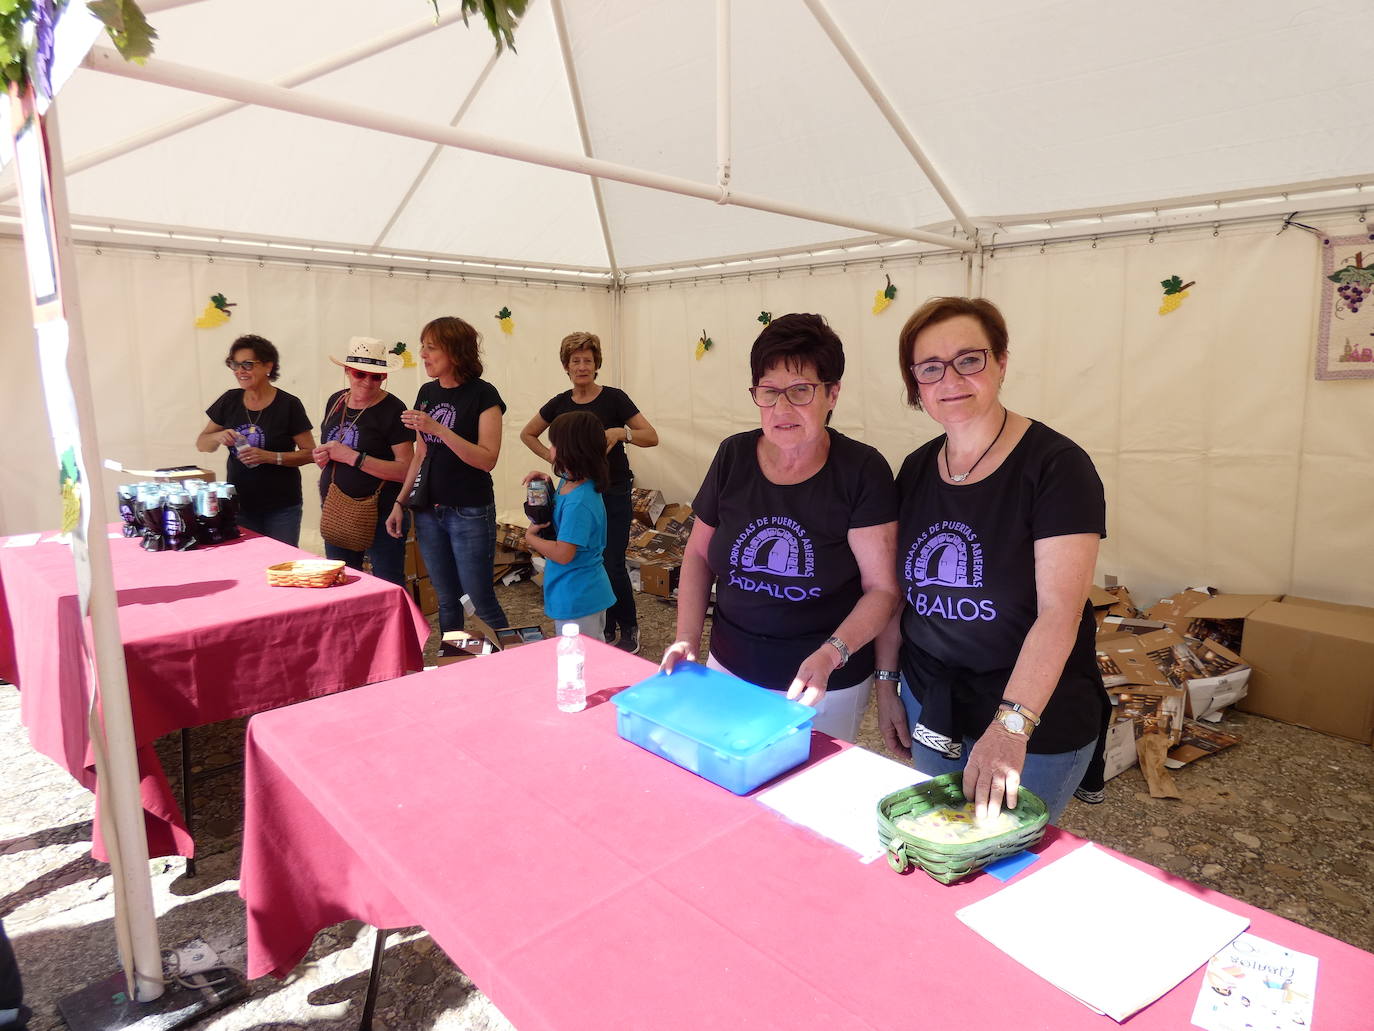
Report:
716,0,731,192
0,7,469,204
81,45,973,251
801,0,977,241
23,98,164,1003
549,0,619,277
371,51,499,250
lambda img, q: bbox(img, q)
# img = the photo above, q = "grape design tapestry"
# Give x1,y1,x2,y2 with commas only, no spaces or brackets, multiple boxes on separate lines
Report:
1316,232,1374,379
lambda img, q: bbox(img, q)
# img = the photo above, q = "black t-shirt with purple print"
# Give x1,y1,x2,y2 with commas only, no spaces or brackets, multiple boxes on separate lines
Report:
318,391,410,511
694,428,897,692
895,420,1106,753
414,378,507,507
206,388,312,513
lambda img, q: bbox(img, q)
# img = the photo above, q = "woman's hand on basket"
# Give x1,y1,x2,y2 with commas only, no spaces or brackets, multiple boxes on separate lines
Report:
659,641,697,674
785,645,837,708
962,723,1029,822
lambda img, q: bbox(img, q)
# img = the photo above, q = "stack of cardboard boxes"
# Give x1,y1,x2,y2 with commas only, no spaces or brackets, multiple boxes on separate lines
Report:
624,488,695,599
1093,582,1374,795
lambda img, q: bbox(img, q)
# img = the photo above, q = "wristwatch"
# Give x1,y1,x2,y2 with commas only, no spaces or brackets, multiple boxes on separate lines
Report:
874,669,901,683
625,426,634,445
992,708,1033,737
998,700,1042,727
825,635,850,668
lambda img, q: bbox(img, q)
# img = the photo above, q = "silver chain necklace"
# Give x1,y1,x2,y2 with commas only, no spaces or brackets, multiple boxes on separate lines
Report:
943,407,1008,483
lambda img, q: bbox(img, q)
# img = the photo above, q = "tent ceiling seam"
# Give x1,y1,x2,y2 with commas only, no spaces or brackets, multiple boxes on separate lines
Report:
371,50,500,250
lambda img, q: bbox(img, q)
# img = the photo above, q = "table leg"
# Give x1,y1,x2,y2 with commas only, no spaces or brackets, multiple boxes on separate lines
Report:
180,728,197,878
359,927,392,1031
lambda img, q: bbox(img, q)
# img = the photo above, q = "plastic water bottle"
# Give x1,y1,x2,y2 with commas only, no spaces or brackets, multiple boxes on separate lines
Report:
556,623,587,713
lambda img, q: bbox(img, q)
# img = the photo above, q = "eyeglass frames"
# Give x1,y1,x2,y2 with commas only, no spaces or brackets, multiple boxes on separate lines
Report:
347,367,385,382
225,359,261,371
909,349,991,385
748,381,831,407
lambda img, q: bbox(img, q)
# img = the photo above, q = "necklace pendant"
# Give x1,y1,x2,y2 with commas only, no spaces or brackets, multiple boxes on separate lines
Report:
950,473,968,483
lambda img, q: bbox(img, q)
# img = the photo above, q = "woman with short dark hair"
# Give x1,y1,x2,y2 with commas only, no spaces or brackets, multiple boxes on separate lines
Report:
661,314,899,743
386,317,509,636
196,334,315,545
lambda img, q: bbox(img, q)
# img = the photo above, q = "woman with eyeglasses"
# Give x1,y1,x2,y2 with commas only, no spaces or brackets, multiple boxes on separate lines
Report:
308,337,415,585
520,331,659,655
386,316,509,636
660,314,899,743
873,297,1108,825
198,334,316,545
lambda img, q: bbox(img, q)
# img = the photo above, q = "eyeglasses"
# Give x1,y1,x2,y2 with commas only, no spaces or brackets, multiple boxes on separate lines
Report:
347,367,385,382
909,349,991,385
748,382,831,407
225,359,260,371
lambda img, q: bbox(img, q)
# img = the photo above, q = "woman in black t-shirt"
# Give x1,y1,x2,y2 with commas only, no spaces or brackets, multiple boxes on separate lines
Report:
520,331,659,655
874,297,1109,824
385,316,509,636
660,314,899,743
310,337,415,585
197,334,315,546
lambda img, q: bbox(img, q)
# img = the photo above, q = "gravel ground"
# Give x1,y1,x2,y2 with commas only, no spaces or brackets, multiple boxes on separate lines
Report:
3,580,1372,1029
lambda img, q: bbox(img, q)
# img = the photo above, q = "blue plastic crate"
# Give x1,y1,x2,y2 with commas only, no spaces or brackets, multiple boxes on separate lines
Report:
611,662,815,794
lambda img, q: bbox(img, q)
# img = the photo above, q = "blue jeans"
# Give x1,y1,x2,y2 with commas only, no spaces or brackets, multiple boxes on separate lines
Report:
602,481,637,637
899,678,1094,824
325,508,409,587
413,503,508,633
239,504,303,548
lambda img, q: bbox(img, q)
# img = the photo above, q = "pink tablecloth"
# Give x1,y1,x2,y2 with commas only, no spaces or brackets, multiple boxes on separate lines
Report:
240,638,1374,1030
0,530,429,859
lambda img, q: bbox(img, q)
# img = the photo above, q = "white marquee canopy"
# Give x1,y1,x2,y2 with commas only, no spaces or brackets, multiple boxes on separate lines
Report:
5,0,1374,280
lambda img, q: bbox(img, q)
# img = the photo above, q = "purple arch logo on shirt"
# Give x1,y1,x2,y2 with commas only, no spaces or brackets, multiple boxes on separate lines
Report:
725,516,821,603
235,422,265,449
906,521,983,589
422,402,456,444
326,422,360,450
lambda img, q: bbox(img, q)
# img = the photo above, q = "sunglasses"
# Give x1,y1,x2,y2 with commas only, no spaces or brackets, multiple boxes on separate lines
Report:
225,359,261,371
347,367,386,382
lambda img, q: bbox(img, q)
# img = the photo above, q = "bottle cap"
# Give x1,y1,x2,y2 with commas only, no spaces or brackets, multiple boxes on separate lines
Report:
561,623,579,637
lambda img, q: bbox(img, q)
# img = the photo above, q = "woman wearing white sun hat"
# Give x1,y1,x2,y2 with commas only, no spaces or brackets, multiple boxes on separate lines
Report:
310,337,415,584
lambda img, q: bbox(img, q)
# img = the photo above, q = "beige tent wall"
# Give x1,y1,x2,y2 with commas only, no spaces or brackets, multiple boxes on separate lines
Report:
0,240,613,551
619,222,1374,609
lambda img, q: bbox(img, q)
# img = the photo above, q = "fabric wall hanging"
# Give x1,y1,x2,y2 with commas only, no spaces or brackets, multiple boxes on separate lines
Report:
1316,233,1374,379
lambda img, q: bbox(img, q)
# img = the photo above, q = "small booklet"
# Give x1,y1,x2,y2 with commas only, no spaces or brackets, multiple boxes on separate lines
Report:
1190,933,1317,1031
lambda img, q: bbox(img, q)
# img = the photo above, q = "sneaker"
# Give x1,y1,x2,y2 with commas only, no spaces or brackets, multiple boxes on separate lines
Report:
604,627,618,645
613,626,640,655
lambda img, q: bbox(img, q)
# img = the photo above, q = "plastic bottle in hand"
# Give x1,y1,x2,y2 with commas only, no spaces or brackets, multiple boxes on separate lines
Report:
556,623,586,713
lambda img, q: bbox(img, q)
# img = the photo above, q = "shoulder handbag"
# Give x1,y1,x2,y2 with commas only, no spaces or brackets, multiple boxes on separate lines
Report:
319,392,383,552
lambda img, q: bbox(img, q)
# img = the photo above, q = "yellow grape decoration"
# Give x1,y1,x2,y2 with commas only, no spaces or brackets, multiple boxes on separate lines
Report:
194,293,236,329
695,329,714,360
496,306,514,334
872,274,897,315
1158,275,1195,315
390,342,417,368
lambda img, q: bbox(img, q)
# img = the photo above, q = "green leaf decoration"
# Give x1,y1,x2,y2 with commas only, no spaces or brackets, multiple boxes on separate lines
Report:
210,293,236,314
883,274,896,300
1161,275,1185,295
496,306,512,319
390,341,407,355
431,0,528,53
758,311,772,325
87,0,157,64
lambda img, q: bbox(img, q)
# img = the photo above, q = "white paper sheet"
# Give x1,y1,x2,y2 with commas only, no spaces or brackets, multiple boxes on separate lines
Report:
957,843,1250,1022
1191,933,1317,1031
2,533,42,547
755,746,926,862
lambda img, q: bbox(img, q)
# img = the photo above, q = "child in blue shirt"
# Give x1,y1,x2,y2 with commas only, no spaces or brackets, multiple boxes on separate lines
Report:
523,412,616,638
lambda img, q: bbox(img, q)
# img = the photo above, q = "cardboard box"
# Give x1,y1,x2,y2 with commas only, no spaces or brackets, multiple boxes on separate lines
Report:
1102,717,1139,781
1237,597,1374,743
1146,592,1277,653
655,503,693,529
1097,633,1185,743
631,487,666,528
1184,639,1251,721
641,562,680,598
495,625,547,649
435,630,497,666
625,529,685,567
497,523,530,553
1165,720,1242,769
410,575,438,617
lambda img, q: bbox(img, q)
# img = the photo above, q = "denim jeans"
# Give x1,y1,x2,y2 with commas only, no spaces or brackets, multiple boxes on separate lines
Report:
239,503,303,548
325,507,409,587
602,481,637,637
413,503,509,633
898,678,1095,824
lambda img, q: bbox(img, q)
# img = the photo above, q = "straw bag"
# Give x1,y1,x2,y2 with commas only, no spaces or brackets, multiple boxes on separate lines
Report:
320,477,382,552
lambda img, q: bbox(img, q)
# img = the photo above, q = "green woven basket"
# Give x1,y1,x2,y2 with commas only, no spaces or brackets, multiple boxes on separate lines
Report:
877,773,1048,884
